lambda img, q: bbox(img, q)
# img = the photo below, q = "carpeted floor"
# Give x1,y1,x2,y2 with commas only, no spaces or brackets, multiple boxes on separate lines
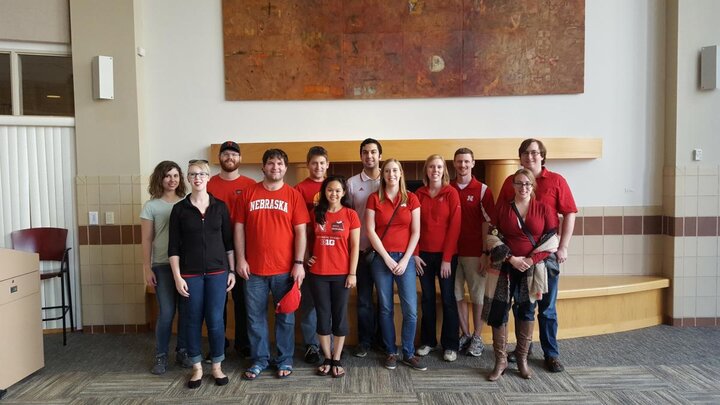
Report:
2,325,720,404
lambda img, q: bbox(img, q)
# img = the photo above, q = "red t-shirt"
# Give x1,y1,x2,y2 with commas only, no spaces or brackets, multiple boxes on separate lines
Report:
309,207,361,276
366,191,420,253
451,177,496,257
498,167,577,216
295,177,323,212
494,198,558,264
207,175,257,223
415,185,461,262
235,182,310,276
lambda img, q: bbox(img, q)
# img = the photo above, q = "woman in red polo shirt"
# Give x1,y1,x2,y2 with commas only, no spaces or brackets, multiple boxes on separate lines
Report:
306,175,360,378
366,159,425,371
485,168,558,381
414,154,462,362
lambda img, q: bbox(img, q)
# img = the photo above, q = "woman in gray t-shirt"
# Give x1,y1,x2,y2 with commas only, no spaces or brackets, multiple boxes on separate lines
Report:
140,161,187,375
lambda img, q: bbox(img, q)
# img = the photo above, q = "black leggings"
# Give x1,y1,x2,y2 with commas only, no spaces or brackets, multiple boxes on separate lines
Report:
309,274,350,336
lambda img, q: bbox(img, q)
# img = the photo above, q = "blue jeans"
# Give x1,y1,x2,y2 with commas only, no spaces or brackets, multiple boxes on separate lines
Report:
152,264,187,356
183,272,228,364
505,265,537,324
356,253,379,348
537,271,559,359
299,281,319,347
418,252,459,351
231,277,249,350
244,272,295,369
371,252,417,359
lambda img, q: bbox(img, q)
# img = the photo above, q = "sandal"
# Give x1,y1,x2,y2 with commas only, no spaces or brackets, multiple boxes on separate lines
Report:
242,364,265,381
317,358,332,376
331,359,345,378
277,364,293,379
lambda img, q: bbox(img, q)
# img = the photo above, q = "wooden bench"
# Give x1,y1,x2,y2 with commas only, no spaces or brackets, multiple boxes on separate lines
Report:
146,275,669,345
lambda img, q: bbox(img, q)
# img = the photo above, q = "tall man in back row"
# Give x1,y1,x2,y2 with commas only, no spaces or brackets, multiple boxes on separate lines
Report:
207,141,256,358
497,138,577,373
235,148,310,379
346,138,383,357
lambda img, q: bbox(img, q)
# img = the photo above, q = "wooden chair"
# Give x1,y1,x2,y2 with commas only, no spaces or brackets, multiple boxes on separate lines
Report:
11,227,75,345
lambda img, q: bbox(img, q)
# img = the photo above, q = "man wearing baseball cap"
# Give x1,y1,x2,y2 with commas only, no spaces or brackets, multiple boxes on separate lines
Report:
207,141,257,359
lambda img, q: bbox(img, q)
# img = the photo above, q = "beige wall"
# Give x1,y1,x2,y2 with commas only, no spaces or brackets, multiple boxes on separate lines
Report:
0,0,70,44
69,0,142,177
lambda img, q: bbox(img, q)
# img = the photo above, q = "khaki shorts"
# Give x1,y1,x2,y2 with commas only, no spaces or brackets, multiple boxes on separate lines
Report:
454,256,487,304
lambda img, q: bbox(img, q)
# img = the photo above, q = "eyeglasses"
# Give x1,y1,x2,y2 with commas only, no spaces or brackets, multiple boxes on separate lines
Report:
521,151,541,157
189,159,209,164
188,172,209,178
513,182,533,189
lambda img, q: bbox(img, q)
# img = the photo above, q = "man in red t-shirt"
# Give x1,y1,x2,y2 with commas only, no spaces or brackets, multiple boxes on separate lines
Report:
235,148,310,379
294,146,330,364
207,141,257,360
450,148,496,358
497,138,577,373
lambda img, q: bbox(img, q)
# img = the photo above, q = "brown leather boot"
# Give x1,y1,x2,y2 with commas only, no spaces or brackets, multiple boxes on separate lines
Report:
515,321,534,379
487,325,508,381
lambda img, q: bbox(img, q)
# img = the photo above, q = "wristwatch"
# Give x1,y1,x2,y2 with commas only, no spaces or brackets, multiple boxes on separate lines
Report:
293,260,303,265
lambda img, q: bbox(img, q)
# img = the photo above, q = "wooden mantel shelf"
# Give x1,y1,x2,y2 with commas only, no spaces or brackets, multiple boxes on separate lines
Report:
209,138,602,165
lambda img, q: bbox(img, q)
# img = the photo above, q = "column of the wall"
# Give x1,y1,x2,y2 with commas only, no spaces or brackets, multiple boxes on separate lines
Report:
70,0,145,331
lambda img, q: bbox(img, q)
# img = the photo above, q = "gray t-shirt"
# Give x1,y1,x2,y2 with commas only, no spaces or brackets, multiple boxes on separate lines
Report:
347,171,381,250
140,198,177,265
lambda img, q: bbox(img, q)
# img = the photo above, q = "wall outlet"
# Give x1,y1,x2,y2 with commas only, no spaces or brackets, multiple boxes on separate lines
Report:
693,148,703,161
89,211,99,225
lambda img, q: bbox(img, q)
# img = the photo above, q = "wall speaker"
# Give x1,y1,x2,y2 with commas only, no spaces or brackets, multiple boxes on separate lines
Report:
92,55,114,100
700,45,717,91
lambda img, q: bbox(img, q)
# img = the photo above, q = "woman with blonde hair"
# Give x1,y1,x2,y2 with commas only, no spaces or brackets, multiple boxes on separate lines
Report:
414,155,462,362
365,159,425,371
168,159,236,388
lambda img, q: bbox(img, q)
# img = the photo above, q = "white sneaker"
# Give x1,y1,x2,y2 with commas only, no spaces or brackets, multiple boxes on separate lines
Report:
415,345,436,357
443,350,457,362
459,334,472,352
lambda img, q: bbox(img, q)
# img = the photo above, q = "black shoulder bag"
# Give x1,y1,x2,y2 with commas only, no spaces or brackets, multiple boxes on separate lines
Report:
362,202,401,266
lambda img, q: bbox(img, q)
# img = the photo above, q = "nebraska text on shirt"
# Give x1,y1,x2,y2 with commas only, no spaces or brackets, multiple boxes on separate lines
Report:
249,198,288,213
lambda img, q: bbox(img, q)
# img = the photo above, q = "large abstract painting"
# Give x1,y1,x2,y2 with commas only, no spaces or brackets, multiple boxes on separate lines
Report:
223,0,584,100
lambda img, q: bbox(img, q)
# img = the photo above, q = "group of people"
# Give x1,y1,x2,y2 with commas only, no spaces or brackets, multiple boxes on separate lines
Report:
140,137,576,388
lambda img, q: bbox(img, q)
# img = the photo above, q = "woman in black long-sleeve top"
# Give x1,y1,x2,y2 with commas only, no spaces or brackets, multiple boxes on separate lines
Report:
169,160,236,389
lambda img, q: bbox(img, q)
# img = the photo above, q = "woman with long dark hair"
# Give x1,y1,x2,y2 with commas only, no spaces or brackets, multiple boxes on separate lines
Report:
140,160,189,374
306,175,360,378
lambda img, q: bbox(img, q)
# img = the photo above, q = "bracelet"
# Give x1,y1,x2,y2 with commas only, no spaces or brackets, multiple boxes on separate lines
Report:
293,260,303,265
348,274,356,276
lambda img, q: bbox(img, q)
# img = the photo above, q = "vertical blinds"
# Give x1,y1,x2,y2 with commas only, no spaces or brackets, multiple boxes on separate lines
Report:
0,124,79,329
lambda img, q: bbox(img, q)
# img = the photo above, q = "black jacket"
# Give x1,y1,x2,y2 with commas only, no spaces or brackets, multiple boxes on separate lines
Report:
168,193,233,275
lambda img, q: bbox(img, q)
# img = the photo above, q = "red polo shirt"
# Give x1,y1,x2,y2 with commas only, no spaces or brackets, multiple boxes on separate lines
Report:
366,191,420,253
494,198,558,264
415,185,461,262
498,167,577,217
451,177,496,257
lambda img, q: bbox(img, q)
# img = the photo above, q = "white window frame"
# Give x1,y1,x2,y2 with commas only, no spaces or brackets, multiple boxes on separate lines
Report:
0,40,73,124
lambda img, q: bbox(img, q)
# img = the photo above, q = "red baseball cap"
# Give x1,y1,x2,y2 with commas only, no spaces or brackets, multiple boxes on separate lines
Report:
276,282,301,314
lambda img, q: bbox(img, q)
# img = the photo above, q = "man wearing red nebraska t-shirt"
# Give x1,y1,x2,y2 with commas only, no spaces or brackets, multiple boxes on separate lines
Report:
207,141,257,359
497,138,577,373
234,149,310,380
294,146,329,364
450,148,496,358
